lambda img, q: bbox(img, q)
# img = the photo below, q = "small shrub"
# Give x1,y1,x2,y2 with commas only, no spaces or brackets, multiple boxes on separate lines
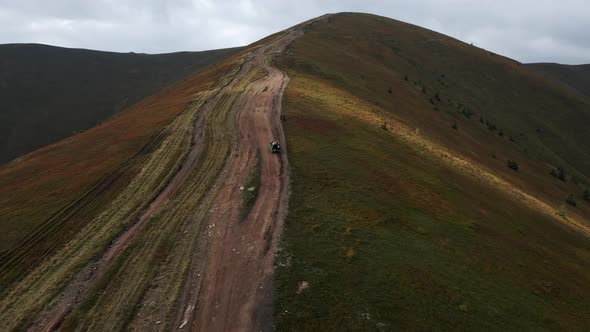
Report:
421,86,427,94
565,194,576,207
583,189,590,201
461,109,474,119
555,207,567,219
507,160,518,171
380,122,388,131
479,117,484,124
404,75,408,81
240,152,261,220
452,122,458,130
550,167,566,182
387,87,392,94
435,92,441,101
557,167,566,181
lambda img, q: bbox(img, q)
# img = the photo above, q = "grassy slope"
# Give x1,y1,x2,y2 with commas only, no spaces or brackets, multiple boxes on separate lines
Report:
0,49,239,290
526,63,590,99
0,43,240,164
275,13,590,330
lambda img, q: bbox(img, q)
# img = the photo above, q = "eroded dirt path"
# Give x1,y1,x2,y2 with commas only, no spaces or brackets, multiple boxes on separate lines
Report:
32,55,248,332
175,18,327,332
32,15,328,332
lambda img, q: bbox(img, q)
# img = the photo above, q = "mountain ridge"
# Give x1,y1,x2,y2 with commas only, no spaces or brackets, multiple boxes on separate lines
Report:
0,12,588,331
526,62,590,99
0,43,240,164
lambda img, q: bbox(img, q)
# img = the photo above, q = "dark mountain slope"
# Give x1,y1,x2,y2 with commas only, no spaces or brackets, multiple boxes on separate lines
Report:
526,63,590,99
0,43,239,164
275,12,590,330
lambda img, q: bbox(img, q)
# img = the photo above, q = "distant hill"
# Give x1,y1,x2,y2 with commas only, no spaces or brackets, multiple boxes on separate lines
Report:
0,43,240,164
526,63,590,98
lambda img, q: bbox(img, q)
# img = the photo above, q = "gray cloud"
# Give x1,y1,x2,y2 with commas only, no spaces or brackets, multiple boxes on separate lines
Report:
0,0,588,64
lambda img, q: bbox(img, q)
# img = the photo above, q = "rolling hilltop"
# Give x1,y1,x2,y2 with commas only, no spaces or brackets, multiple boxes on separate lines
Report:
0,44,239,164
275,13,590,330
0,12,589,331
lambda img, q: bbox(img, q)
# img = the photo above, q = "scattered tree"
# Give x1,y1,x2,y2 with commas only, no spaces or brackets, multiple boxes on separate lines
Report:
550,167,566,182
583,189,590,201
461,109,474,119
566,194,577,207
507,160,519,171
555,205,567,219
387,87,392,94
452,121,458,130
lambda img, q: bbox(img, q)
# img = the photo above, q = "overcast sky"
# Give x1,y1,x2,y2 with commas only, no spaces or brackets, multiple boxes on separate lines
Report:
0,0,589,64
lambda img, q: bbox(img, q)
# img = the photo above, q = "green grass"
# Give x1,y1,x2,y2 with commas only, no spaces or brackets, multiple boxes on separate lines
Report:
240,150,261,221
274,13,590,331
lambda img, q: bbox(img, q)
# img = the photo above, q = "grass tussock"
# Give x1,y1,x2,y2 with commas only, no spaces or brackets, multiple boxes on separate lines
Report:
240,150,261,221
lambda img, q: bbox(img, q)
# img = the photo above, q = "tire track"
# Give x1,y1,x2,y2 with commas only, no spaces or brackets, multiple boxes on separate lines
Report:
176,15,332,332
30,61,249,332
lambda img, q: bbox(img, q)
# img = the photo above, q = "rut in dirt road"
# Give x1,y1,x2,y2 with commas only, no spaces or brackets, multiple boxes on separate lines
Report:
177,15,332,332
27,55,250,332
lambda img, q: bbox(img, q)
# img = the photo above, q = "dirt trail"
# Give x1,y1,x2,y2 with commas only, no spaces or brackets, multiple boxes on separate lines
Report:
175,16,331,332
31,55,249,332
32,14,328,332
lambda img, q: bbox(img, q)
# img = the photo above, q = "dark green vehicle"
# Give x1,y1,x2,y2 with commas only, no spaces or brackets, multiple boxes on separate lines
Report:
269,140,281,153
